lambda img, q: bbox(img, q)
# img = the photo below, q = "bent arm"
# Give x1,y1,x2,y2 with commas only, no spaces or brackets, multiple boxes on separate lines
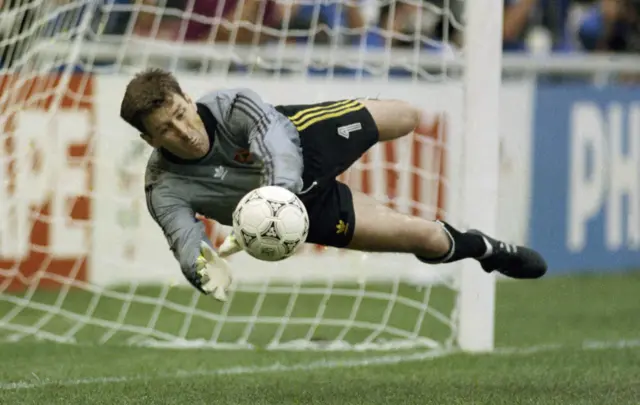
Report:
145,184,213,293
228,88,304,194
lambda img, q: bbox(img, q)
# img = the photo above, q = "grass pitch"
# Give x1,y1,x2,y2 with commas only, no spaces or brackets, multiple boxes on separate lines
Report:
1,271,639,404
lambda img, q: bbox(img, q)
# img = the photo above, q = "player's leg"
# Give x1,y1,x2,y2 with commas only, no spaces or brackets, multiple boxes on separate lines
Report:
277,98,422,182
345,190,484,260
359,99,421,142
278,100,546,278
346,188,547,279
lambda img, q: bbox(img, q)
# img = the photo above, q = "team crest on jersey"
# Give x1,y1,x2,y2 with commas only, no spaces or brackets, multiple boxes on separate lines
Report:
234,148,254,163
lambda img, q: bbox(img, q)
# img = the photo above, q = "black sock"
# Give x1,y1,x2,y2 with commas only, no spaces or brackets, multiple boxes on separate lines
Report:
417,221,488,264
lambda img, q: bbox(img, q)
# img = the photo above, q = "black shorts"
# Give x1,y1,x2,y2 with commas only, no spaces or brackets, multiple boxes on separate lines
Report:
275,99,379,248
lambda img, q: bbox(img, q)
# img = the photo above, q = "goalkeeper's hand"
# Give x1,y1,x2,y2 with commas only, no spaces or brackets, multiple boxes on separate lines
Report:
218,232,243,258
193,241,232,302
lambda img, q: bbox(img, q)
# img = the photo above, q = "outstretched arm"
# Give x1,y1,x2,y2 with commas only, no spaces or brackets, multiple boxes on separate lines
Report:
227,88,304,194
145,184,231,299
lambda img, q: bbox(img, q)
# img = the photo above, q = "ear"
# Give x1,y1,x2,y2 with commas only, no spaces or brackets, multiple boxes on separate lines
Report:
184,94,195,105
140,133,159,148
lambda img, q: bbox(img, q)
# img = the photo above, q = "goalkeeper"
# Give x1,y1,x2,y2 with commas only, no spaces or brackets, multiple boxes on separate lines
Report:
120,68,547,301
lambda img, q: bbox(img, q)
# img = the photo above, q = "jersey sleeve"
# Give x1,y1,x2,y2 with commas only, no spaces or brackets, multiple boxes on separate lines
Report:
145,184,212,293
227,88,304,194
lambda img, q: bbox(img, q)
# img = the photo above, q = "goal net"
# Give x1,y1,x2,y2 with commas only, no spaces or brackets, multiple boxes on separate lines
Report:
0,0,500,351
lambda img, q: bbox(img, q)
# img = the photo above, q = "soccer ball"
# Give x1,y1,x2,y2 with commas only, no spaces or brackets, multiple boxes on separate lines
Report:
232,186,309,262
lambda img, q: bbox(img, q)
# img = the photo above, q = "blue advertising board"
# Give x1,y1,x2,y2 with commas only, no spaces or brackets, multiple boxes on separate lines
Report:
530,86,640,274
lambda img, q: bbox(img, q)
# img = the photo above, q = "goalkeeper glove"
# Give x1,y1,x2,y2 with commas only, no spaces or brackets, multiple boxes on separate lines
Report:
219,232,243,258
193,241,232,302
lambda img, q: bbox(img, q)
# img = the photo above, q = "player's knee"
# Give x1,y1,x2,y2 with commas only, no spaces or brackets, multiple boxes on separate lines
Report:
399,102,421,135
392,101,420,137
420,224,450,256
361,99,420,141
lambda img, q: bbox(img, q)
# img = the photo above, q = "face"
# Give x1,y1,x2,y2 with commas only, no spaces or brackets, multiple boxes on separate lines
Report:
141,94,209,159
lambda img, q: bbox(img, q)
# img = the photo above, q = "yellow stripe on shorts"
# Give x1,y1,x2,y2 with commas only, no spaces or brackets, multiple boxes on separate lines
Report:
289,100,365,132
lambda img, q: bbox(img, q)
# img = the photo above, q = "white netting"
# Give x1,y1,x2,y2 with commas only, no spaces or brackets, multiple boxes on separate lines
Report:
0,0,476,351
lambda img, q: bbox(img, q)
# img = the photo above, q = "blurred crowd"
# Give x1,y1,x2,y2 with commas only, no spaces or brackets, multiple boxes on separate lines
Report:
0,0,639,72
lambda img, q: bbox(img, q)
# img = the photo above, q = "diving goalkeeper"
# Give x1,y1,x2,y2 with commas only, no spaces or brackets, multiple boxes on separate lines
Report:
119,68,547,301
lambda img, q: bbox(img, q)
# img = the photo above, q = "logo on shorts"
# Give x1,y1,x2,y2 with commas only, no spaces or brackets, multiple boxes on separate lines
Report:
337,123,362,139
336,219,349,235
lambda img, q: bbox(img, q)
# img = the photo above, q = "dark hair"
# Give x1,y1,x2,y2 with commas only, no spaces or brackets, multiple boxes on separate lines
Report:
120,68,184,134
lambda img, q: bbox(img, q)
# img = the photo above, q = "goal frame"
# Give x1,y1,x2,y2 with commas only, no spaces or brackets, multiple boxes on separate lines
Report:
456,0,503,352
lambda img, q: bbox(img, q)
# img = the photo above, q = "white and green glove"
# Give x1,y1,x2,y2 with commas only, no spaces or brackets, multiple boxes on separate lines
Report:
218,232,243,258
194,241,233,302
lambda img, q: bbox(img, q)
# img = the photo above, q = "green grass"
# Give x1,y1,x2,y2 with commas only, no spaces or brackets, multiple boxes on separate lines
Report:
1,271,639,404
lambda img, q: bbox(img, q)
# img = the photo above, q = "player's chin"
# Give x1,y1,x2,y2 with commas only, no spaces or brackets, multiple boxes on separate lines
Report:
195,143,209,156
186,140,208,157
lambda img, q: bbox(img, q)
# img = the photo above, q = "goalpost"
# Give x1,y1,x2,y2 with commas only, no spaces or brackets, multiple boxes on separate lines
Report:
0,0,501,352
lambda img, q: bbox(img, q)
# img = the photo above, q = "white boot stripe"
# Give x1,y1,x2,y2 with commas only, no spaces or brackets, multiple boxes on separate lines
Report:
479,237,493,259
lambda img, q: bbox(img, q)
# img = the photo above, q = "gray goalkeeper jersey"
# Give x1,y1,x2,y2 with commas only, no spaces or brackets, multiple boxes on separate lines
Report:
144,88,303,290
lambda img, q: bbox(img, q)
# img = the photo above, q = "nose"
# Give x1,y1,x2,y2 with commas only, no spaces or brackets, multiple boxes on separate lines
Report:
172,122,190,140
176,129,189,141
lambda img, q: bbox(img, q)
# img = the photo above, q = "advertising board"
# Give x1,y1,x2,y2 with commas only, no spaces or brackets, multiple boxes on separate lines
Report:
531,86,640,274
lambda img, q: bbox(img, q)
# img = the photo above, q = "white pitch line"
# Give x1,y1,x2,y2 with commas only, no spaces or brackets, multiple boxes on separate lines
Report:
0,350,450,391
1,338,640,391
